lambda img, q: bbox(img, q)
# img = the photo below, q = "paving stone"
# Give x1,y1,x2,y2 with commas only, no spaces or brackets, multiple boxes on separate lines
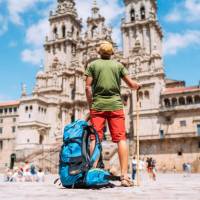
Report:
0,173,200,200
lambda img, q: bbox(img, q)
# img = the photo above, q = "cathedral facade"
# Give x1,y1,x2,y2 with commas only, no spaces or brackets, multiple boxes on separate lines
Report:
0,0,200,172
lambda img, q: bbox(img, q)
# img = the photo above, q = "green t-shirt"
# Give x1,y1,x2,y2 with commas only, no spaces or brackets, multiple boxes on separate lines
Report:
85,59,128,111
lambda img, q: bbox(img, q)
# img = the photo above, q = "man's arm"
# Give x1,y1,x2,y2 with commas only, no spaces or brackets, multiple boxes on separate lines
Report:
85,76,93,108
123,75,140,90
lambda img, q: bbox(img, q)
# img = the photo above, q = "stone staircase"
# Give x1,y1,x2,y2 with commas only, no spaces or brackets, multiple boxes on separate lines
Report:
15,141,120,174
16,143,61,174
101,142,120,173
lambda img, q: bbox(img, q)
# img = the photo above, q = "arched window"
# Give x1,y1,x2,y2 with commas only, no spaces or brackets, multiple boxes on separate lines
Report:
39,135,44,145
186,96,193,104
71,87,75,100
138,91,143,100
71,26,74,36
144,91,150,99
91,25,97,38
53,27,57,38
130,9,135,22
194,95,200,104
172,98,178,106
164,98,170,107
62,25,66,38
140,6,146,20
179,97,185,105
123,95,129,106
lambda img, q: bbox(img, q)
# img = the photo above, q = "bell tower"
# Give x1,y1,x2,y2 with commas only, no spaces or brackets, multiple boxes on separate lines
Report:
121,0,165,143
122,0,162,58
78,0,113,66
44,0,82,71
85,0,112,41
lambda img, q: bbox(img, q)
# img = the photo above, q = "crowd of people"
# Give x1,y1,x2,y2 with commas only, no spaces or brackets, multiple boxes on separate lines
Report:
131,156,195,183
4,162,45,182
132,157,157,183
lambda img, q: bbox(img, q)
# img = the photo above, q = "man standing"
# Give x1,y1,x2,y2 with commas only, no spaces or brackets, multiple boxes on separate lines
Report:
85,41,140,187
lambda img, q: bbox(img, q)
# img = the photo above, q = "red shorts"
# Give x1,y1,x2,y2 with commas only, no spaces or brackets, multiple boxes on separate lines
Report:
90,109,126,143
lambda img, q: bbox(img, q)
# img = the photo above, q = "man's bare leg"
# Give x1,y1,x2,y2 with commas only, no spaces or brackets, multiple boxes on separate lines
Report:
117,140,129,176
117,140,133,186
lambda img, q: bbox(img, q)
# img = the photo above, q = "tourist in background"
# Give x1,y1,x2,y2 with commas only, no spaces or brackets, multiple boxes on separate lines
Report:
132,157,137,181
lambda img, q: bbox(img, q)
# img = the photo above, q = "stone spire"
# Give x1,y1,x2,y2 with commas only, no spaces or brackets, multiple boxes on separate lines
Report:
21,83,27,97
91,0,100,18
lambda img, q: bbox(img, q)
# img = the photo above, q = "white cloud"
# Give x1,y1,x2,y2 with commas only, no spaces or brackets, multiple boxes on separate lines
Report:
21,49,43,65
7,0,52,25
76,0,123,25
25,18,49,47
21,18,49,65
0,14,8,36
165,9,182,23
165,0,200,23
164,30,200,55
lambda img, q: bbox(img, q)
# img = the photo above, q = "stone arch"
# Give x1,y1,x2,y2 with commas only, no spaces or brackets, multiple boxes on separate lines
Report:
164,98,170,107
39,135,44,145
70,83,75,100
53,26,58,38
62,25,66,38
130,8,135,22
122,94,129,106
140,6,146,20
172,98,178,106
194,95,200,104
144,90,150,99
186,96,193,104
91,25,98,38
179,97,185,105
139,91,143,100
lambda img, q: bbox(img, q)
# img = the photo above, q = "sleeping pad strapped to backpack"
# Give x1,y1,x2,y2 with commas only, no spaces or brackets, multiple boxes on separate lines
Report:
59,120,119,188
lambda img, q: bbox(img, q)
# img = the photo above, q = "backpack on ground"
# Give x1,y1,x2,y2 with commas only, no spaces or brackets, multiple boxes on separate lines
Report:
59,120,119,188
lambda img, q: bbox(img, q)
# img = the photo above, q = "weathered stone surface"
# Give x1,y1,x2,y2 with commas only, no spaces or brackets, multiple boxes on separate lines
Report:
0,173,199,200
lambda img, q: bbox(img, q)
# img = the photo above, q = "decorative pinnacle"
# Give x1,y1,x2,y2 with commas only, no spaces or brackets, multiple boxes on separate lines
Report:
93,0,97,7
92,0,99,10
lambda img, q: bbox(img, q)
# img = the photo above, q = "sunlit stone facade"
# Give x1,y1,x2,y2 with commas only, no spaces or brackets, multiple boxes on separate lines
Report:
0,0,200,172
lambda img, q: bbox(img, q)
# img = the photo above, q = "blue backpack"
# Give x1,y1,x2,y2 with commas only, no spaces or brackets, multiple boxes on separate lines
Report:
59,120,118,188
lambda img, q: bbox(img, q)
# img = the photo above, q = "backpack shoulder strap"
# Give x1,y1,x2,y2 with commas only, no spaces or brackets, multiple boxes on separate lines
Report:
82,126,101,168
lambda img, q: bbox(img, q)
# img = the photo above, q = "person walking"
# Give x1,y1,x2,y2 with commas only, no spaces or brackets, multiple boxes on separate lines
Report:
85,41,140,187
132,157,137,182
151,159,157,181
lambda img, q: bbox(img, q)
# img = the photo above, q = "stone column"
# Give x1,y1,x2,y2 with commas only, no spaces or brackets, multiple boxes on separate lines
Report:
150,24,155,54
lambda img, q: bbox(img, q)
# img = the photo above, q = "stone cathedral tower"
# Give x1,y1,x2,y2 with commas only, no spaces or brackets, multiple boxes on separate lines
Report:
44,0,82,69
16,0,88,156
121,0,165,144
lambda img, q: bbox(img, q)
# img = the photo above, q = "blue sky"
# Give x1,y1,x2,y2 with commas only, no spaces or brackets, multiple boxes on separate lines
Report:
0,0,200,102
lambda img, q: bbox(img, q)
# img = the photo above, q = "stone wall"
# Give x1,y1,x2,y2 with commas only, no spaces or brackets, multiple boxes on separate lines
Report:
139,137,200,172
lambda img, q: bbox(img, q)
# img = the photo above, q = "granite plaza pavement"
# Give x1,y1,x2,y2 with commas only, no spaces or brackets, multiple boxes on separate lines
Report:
0,173,200,200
